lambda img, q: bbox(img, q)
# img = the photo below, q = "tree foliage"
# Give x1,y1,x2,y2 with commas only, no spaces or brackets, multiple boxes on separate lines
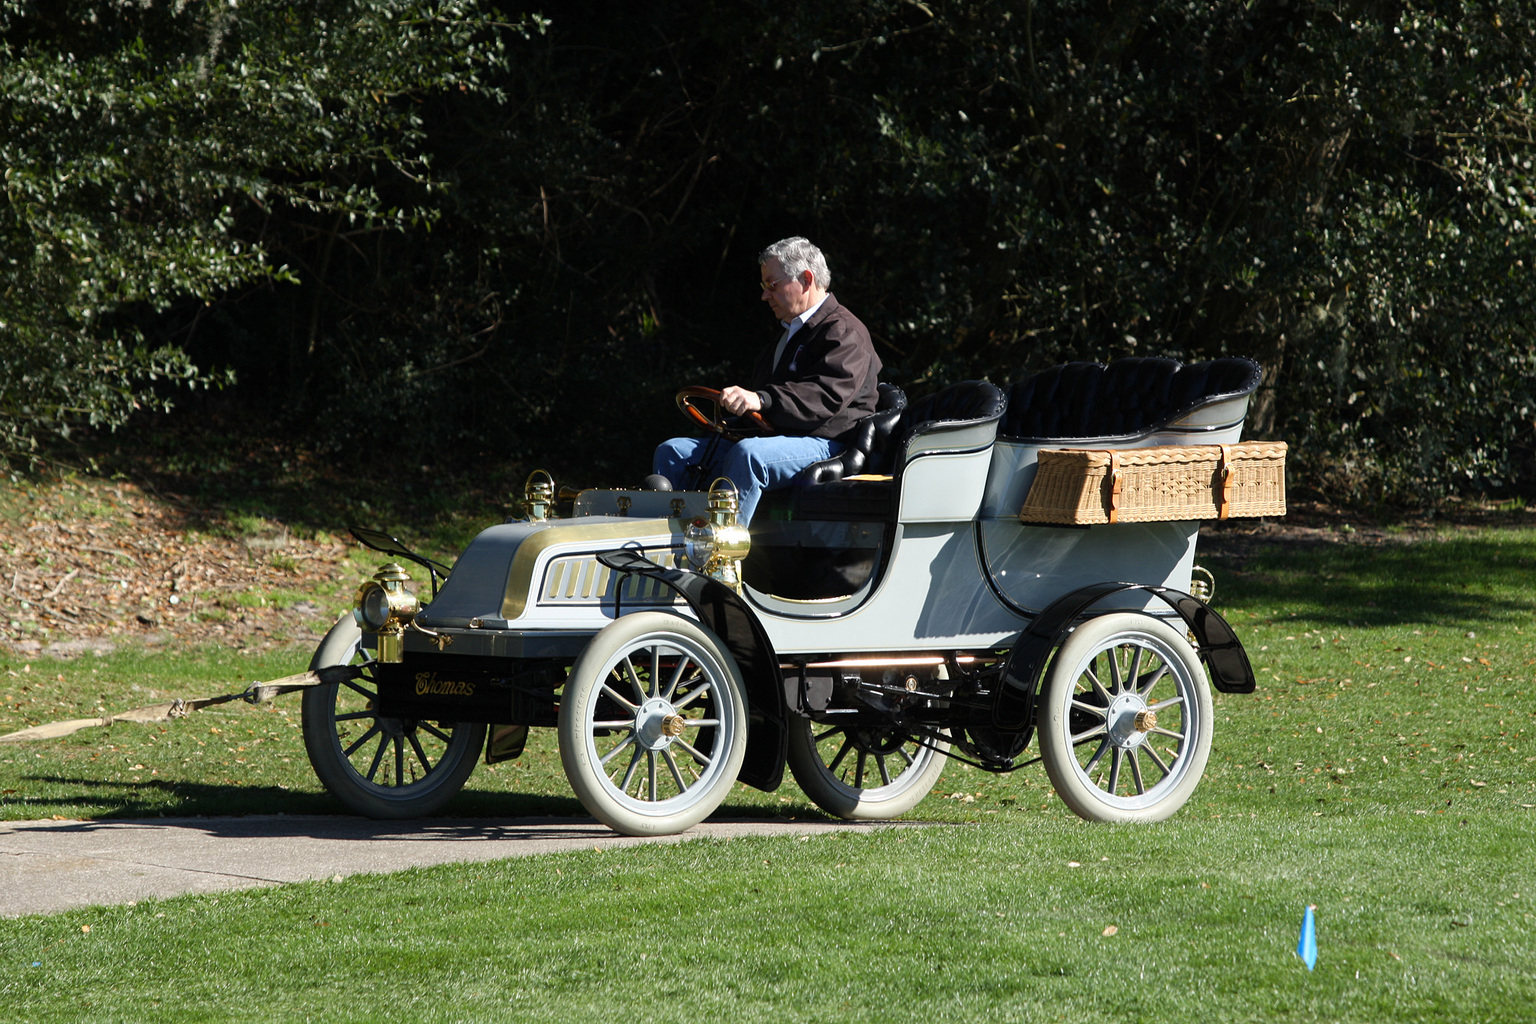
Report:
3,1,1533,501
0,0,526,458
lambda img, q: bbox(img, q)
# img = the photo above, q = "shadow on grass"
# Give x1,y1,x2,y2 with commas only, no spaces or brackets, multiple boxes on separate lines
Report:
7,809,865,848
9,775,830,825
8,774,587,820
1202,531,1536,629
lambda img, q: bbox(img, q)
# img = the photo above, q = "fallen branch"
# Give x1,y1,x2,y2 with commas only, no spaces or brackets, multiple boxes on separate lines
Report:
46,568,80,600
0,666,360,743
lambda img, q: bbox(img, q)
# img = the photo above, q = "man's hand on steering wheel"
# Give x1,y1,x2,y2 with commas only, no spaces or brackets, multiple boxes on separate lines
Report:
675,386,775,440
718,385,762,417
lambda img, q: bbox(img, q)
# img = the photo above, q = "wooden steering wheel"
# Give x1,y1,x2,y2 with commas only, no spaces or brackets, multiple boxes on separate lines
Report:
675,386,775,441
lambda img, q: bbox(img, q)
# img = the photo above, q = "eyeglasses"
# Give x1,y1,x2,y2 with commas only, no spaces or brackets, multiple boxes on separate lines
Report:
759,274,795,293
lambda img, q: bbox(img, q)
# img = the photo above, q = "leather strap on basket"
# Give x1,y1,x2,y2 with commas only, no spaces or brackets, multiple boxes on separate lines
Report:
1107,450,1123,525
1218,444,1235,520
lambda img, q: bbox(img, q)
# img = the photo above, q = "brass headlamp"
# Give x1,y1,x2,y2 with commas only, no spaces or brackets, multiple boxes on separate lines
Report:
683,477,751,592
521,469,555,522
353,563,420,663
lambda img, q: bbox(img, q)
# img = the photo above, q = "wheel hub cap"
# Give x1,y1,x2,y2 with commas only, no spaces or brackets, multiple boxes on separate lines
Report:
1106,693,1153,749
635,698,684,751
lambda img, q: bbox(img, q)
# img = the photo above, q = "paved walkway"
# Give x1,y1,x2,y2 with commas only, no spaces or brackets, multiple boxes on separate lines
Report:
0,815,912,918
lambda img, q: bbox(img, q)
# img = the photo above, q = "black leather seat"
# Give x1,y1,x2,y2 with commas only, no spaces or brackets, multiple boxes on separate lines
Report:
787,379,1008,521
744,380,1006,600
885,379,1009,471
799,382,907,485
1000,356,1261,441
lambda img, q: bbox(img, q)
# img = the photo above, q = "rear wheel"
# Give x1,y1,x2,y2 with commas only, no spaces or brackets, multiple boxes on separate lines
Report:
1039,612,1212,823
787,719,948,820
301,617,485,819
558,612,748,836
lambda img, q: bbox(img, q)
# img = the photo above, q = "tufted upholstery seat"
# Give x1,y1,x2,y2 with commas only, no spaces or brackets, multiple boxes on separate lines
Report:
1000,356,1262,441
782,379,1006,522
800,382,907,486
792,379,1006,491
746,379,1007,599
881,379,1009,473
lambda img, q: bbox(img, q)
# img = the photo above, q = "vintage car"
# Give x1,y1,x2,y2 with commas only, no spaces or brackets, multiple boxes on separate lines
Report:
301,356,1285,836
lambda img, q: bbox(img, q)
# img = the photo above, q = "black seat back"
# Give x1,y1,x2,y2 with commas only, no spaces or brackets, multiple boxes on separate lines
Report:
801,382,907,485
1000,356,1261,441
870,379,1008,476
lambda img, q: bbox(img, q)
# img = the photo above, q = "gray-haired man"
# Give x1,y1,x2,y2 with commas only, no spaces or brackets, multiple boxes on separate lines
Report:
653,236,881,523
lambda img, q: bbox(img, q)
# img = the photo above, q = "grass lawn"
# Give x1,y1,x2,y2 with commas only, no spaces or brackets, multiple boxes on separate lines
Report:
1,520,1534,1022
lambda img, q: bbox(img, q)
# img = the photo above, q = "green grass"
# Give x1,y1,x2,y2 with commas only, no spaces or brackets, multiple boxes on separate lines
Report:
2,524,1535,1021
1,818,1530,1022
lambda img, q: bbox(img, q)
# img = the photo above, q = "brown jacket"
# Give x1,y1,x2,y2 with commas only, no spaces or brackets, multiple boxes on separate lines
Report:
747,293,880,441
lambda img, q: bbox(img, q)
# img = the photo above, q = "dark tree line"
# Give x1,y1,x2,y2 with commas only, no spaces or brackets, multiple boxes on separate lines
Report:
4,0,1534,500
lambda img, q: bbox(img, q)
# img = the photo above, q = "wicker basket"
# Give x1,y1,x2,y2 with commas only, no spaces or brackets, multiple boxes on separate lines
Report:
1019,441,1287,525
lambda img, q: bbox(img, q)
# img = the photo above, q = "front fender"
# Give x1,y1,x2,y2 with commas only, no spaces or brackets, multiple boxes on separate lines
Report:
310,613,363,670
597,550,787,792
992,581,1256,732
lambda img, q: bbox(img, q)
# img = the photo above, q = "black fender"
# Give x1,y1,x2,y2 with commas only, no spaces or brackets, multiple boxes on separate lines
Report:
597,550,786,792
993,581,1256,732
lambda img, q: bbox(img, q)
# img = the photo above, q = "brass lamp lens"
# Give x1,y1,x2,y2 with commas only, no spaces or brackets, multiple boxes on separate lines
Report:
684,520,716,569
358,584,393,630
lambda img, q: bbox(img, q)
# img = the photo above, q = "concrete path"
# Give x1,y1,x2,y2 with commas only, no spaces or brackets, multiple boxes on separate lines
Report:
0,815,912,918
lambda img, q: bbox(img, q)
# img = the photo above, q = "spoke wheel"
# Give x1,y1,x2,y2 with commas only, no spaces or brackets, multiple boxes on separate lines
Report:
787,719,948,820
1039,612,1212,823
301,617,485,819
558,612,747,836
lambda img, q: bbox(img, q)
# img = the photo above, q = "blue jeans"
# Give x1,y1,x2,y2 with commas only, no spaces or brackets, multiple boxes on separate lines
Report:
653,434,843,524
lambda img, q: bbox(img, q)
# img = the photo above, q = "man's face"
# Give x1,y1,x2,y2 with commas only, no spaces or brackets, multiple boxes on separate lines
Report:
759,257,814,322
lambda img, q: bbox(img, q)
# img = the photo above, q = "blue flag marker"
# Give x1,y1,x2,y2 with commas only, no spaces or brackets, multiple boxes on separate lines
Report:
1297,905,1318,970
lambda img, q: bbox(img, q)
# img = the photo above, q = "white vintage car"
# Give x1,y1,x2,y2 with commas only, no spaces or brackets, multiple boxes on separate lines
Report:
302,356,1282,836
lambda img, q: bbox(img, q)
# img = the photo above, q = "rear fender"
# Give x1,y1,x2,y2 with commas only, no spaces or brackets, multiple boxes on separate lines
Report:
597,550,787,791
993,581,1255,732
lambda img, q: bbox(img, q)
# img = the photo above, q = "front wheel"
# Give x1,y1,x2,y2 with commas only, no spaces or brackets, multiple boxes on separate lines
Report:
558,612,748,836
1039,612,1213,823
301,616,485,819
787,719,948,820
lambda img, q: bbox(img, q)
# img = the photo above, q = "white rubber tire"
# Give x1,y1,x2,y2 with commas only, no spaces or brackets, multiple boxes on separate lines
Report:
559,612,747,836
787,718,947,820
1039,612,1212,823
302,616,484,819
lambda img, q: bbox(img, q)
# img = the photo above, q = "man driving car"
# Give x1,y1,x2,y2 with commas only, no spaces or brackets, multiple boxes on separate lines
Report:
652,236,881,523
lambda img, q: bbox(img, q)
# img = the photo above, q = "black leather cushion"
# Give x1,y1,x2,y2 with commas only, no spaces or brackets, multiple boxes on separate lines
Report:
801,382,907,486
998,361,1105,440
1000,356,1262,441
874,379,1008,475
1164,356,1264,413
770,379,1005,521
